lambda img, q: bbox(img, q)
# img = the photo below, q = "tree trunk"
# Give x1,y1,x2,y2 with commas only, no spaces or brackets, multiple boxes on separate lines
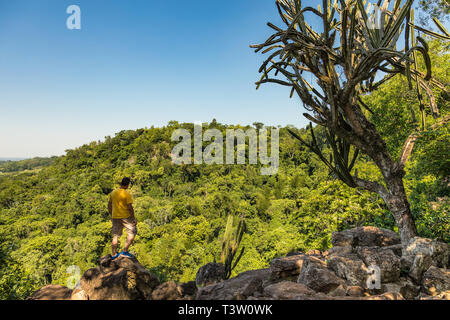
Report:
383,175,418,246
351,117,418,246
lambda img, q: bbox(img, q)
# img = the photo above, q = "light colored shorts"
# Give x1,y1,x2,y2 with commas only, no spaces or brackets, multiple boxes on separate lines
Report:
112,218,137,237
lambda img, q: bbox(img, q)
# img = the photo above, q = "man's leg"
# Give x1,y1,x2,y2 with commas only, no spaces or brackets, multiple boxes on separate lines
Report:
112,235,119,255
122,218,137,253
123,233,135,252
111,219,122,256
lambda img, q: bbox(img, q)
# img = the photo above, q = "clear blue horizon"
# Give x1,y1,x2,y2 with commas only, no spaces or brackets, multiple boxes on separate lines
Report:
1,0,313,158
0,0,439,158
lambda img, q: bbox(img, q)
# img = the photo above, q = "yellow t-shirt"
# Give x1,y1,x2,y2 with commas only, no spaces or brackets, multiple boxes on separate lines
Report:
109,188,133,219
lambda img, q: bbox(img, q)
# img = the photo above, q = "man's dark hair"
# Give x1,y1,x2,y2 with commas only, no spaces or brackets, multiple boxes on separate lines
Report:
120,177,131,186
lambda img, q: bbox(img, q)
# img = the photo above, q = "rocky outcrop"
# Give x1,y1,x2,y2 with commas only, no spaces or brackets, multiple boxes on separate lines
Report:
29,255,160,300
28,227,450,301
72,255,160,300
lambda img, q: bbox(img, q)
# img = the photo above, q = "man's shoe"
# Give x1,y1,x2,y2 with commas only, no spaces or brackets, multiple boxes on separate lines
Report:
120,251,134,258
111,252,121,260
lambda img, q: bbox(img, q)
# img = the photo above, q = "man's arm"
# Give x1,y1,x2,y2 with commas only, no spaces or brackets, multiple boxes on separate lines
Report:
108,199,113,216
128,204,136,223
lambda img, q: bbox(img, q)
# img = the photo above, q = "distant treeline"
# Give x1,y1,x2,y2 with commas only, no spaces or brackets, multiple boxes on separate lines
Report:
0,157,57,172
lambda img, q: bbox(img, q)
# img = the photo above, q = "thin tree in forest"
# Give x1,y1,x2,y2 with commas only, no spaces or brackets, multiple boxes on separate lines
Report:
251,0,449,245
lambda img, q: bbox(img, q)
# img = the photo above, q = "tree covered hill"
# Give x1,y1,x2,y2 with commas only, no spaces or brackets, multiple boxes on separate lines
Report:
0,115,447,299
0,157,57,173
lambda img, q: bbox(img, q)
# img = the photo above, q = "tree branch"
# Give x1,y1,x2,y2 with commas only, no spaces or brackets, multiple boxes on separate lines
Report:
354,176,389,202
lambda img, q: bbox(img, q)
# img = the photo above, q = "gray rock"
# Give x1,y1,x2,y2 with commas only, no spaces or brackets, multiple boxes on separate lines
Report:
269,254,307,280
263,281,316,299
357,247,401,283
297,256,345,293
196,269,270,300
195,262,226,288
327,253,368,287
384,244,403,257
152,281,182,300
331,227,400,248
177,281,197,298
329,284,347,297
404,237,450,268
381,278,420,300
422,266,450,296
408,252,432,283
325,246,353,257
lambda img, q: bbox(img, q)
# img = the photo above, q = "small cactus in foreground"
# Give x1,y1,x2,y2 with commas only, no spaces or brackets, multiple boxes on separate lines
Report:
220,214,246,279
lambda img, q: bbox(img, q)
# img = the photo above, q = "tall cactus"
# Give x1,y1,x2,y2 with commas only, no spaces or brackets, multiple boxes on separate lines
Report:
220,214,246,279
251,0,449,246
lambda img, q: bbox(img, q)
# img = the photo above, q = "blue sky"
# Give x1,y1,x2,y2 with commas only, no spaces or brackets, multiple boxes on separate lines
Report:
0,0,438,158
0,0,312,158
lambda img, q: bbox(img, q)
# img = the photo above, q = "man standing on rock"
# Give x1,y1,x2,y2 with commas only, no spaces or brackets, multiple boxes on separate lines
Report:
108,177,137,259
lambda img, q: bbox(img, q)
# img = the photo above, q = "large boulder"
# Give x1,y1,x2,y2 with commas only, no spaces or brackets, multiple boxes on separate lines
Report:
356,247,401,283
327,253,368,287
331,227,400,248
407,252,433,283
196,269,270,300
29,255,160,300
421,266,450,296
297,256,345,293
269,254,307,280
402,237,450,283
27,285,72,300
71,255,159,300
195,262,226,288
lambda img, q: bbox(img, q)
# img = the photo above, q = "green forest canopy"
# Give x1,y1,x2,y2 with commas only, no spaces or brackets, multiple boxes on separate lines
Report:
0,41,448,300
